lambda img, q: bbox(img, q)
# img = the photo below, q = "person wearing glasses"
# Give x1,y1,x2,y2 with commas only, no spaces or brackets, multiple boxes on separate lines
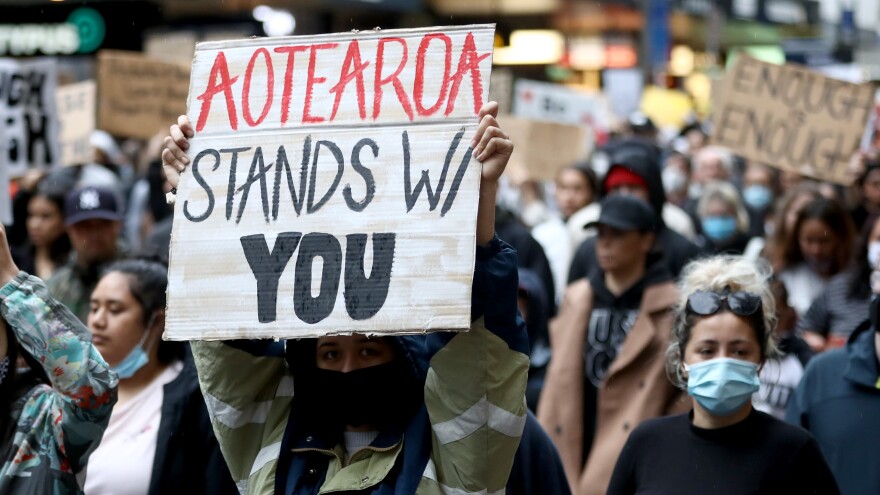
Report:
606,255,839,495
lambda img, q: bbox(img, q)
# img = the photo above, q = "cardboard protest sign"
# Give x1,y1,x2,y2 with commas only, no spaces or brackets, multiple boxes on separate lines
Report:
166,25,495,340
499,114,589,181
56,80,95,166
0,58,60,178
97,50,191,139
713,56,874,185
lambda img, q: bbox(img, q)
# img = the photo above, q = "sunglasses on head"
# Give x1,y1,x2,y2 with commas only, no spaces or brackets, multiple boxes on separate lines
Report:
686,289,762,317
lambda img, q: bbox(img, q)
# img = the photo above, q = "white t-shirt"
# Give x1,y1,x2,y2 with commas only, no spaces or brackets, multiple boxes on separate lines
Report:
84,361,183,495
778,263,827,317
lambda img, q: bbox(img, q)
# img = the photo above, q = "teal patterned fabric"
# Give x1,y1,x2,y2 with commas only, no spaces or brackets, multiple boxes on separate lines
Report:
0,272,118,494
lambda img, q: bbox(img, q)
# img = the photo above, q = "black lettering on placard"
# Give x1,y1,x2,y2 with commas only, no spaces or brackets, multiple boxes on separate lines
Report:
272,138,310,219
306,141,344,214
294,233,343,324
184,149,221,222
241,232,302,323
7,74,24,106
343,138,377,212
344,233,395,320
220,147,251,221
25,113,52,164
25,71,44,109
235,147,273,224
402,127,471,216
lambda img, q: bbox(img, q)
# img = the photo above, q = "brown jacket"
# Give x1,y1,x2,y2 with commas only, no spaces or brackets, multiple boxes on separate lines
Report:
537,277,690,495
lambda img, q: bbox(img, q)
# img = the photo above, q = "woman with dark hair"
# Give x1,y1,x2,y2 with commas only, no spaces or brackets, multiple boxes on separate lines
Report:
0,224,117,493
84,258,236,495
797,212,880,351
776,197,856,317
606,255,838,494
11,173,74,280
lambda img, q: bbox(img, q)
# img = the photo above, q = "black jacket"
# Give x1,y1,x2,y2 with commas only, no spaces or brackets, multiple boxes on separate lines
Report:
148,349,238,495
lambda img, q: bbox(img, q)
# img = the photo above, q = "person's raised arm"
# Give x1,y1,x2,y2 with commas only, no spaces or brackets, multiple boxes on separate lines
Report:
472,101,513,247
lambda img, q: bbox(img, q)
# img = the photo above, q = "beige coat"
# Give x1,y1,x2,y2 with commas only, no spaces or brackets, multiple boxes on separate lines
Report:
537,278,691,495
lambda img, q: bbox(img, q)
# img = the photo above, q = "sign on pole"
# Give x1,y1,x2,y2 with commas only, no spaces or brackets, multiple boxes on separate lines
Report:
97,50,191,139
0,58,60,178
713,55,874,185
56,80,96,166
166,25,495,340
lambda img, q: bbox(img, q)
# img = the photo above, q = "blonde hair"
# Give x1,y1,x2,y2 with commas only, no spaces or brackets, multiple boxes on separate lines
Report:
696,181,750,234
665,255,779,389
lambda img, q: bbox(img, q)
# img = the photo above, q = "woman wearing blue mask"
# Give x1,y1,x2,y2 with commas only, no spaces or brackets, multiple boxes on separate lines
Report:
84,259,237,495
695,182,755,255
607,255,840,495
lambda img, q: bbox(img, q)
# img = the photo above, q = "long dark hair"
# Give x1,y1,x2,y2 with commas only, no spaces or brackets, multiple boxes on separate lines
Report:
782,197,855,274
848,212,880,300
30,178,73,266
100,258,183,364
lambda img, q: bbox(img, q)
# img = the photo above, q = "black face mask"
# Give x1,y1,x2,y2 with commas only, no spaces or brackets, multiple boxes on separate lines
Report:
311,360,422,429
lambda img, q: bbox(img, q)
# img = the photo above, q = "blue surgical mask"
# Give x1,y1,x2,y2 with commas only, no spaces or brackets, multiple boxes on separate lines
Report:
743,185,772,210
702,216,738,243
111,314,156,380
685,357,760,416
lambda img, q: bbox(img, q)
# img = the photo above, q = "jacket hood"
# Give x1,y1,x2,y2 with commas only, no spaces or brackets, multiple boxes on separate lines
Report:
843,322,880,390
598,139,666,218
518,268,550,354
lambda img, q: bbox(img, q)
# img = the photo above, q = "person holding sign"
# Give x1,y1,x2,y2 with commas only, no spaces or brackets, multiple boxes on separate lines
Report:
0,224,118,494
162,101,528,494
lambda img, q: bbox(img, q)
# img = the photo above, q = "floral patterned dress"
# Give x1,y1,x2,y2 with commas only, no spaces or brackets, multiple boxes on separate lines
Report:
0,272,118,494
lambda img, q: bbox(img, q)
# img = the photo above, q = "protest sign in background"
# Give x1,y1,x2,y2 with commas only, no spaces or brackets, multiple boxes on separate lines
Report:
513,78,611,141
500,114,589,181
713,55,874,185
97,50,190,139
0,58,60,178
166,24,495,340
56,80,95,166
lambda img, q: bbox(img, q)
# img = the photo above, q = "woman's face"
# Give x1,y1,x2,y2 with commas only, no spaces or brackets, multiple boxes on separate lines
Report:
26,196,65,248
684,311,762,367
88,272,147,367
315,335,396,373
555,169,593,219
704,198,735,219
798,218,839,275
784,193,816,235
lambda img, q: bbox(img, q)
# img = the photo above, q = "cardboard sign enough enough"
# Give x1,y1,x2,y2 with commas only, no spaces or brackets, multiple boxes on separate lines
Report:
166,25,495,340
713,55,874,185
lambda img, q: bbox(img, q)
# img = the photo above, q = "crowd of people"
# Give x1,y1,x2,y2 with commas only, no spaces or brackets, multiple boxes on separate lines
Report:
0,96,878,495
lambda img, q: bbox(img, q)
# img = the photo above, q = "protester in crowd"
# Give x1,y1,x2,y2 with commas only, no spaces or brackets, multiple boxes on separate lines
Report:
84,259,236,495
661,150,691,209
625,111,659,142
753,280,812,419
849,158,880,232
47,186,127,323
688,146,734,202
568,139,700,282
755,182,823,263
518,268,552,412
786,296,880,495
0,224,118,493
679,121,708,155
539,195,689,495
162,103,531,494
695,181,755,255
797,212,879,352
741,162,779,233
507,412,572,495
10,174,73,280
776,197,855,317
496,205,557,312
606,255,839,494
556,165,598,223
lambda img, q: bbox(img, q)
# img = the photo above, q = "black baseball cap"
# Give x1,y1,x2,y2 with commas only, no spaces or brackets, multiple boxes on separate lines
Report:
65,186,123,226
585,195,657,232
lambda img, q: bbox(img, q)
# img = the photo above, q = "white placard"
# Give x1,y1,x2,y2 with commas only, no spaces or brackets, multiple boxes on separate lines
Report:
56,80,96,166
513,78,611,133
166,25,495,340
0,58,60,178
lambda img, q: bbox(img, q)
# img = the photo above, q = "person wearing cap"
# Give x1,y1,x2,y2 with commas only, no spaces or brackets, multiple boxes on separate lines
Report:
47,186,126,323
568,139,700,282
538,195,690,495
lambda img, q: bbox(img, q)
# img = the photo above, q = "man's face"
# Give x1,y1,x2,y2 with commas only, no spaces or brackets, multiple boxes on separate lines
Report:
595,224,654,274
694,155,728,185
68,219,121,265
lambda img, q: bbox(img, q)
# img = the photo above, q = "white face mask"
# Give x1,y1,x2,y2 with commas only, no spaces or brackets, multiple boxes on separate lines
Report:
868,241,880,269
662,167,687,194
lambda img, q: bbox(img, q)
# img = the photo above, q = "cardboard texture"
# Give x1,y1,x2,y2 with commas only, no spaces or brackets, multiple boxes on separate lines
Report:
97,50,191,139
56,80,96,166
0,58,60,178
500,114,589,181
166,25,495,340
713,55,874,185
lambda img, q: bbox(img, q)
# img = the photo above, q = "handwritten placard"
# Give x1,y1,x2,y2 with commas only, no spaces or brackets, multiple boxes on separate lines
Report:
0,58,60,178
713,56,874,185
166,25,495,340
56,80,96,166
